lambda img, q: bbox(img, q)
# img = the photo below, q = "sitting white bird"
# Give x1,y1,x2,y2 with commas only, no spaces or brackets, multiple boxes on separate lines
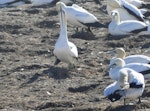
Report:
0,0,31,7
57,2,106,32
53,2,78,68
119,0,149,23
125,0,150,8
31,0,74,6
107,48,150,64
108,58,150,80
108,10,150,35
106,0,149,21
104,68,145,105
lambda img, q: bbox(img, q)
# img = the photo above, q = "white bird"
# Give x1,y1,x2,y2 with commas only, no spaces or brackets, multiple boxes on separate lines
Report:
53,2,78,68
0,0,31,7
108,10,150,35
108,58,150,80
106,0,149,21
119,0,148,23
58,2,106,32
31,0,74,6
125,0,150,8
104,68,145,105
107,48,150,64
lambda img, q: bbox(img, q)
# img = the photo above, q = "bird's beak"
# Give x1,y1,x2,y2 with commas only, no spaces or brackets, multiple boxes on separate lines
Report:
106,65,111,71
106,50,116,55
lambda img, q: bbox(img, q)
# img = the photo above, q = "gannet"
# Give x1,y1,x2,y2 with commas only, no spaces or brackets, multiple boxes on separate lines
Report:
0,0,31,7
119,0,147,23
108,10,149,35
57,2,106,32
31,0,74,6
104,68,145,105
106,0,149,21
53,2,78,68
108,58,150,80
107,48,150,64
126,0,150,8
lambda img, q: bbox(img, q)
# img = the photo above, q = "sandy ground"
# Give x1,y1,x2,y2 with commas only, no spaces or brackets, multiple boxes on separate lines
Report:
0,0,150,111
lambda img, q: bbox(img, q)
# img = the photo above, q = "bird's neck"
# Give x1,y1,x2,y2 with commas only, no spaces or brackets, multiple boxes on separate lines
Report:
59,10,68,41
118,52,126,59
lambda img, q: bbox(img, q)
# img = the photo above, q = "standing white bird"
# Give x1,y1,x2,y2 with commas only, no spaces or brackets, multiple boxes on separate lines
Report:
108,58,150,80
107,48,150,64
57,2,106,32
104,68,145,105
108,10,149,35
53,2,78,68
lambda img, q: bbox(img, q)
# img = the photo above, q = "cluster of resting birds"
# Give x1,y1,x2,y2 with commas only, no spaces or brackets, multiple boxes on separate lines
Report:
53,0,150,105
1,0,150,105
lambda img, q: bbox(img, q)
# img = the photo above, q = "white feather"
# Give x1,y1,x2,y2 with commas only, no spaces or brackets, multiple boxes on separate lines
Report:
60,2,99,27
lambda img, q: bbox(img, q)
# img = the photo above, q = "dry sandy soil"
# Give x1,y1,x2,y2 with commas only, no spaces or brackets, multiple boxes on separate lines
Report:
0,0,150,111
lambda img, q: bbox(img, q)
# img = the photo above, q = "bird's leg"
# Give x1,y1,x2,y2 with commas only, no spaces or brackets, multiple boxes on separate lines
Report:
124,98,126,106
75,27,79,33
137,97,142,104
87,27,92,33
54,58,61,65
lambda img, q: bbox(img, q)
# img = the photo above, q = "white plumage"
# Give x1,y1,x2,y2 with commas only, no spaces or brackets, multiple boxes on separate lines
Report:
108,48,150,64
58,2,106,31
126,0,150,8
119,0,146,22
31,0,74,6
108,10,149,35
53,2,78,67
108,58,150,80
106,0,146,21
106,0,149,22
0,0,30,7
0,0,15,4
104,68,145,104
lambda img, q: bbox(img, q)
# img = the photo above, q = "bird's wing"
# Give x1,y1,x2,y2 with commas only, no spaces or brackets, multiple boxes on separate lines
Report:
121,0,144,21
118,21,146,33
66,6,98,23
68,41,78,58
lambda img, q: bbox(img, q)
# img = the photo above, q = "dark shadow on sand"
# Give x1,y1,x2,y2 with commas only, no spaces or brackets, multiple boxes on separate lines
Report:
104,105,136,111
71,31,98,40
43,66,70,80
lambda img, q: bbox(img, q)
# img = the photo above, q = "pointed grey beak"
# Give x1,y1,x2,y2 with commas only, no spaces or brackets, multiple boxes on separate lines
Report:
106,50,116,55
106,65,111,71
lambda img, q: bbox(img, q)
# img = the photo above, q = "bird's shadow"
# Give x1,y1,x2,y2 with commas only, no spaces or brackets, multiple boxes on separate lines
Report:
104,105,136,111
71,31,98,40
42,66,70,80
104,34,128,41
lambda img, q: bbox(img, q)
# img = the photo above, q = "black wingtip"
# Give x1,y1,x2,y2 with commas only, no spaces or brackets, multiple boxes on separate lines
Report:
141,3,150,9
106,90,123,102
131,26,148,34
140,69,150,76
130,82,143,88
